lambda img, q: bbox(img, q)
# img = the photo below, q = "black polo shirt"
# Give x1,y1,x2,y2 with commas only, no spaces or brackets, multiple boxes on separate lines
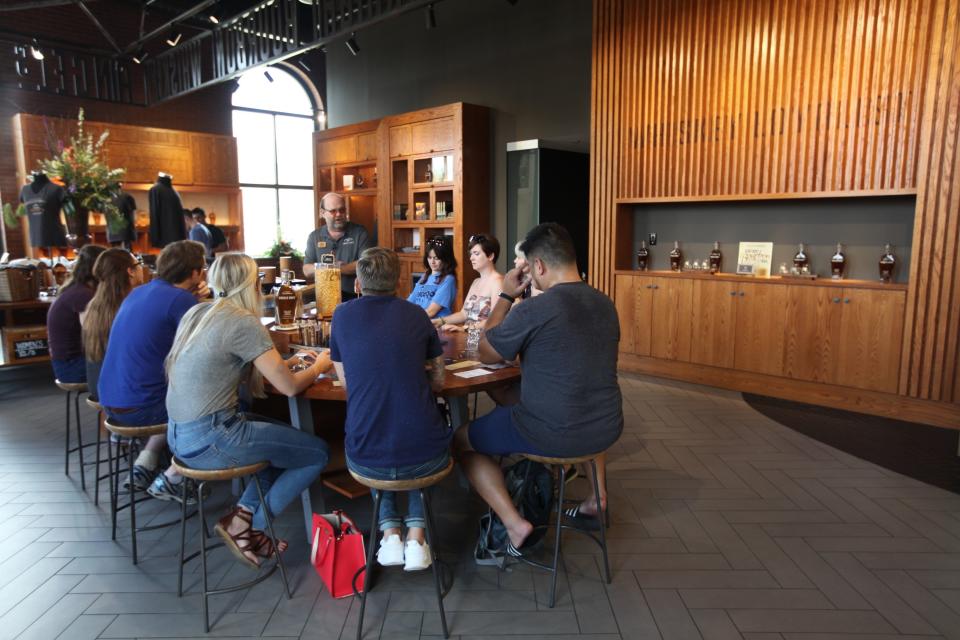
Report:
304,222,371,294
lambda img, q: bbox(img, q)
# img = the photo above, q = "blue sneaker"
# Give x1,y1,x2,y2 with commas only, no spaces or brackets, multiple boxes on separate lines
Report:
122,464,155,491
147,474,197,505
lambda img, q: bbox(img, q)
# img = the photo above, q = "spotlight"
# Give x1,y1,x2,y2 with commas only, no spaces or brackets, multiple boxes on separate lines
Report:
165,30,182,47
29,39,43,60
297,59,311,72
208,4,223,24
132,49,148,64
425,4,436,29
264,70,274,82
345,33,359,56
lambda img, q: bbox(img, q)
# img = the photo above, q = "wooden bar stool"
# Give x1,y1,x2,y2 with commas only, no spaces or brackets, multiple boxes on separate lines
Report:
349,459,455,640
83,396,112,507
170,457,291,634
513,452,611,608
104,418,186,565
55,380,91,489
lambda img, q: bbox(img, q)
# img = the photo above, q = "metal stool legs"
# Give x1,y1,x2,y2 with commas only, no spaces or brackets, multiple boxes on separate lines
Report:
356,490,383,640
63,390,86,490
421,488,450,638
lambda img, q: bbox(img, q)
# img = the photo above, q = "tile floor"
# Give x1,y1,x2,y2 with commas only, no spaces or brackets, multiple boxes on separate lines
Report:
1,365,959,640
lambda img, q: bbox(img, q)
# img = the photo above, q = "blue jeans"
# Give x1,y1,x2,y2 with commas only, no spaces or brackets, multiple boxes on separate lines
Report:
52,357,86,384
346,451,450,531
169,408,329,531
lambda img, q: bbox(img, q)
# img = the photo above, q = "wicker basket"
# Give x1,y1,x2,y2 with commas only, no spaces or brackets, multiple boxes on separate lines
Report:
0,266,39,302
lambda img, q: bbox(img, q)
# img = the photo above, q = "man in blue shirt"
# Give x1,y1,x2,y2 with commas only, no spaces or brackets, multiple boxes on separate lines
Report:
330,247,449,571
99,240,209,503
185,210,213,262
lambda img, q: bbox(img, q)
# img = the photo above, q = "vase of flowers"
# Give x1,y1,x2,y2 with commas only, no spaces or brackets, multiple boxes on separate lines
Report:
38,109,126,248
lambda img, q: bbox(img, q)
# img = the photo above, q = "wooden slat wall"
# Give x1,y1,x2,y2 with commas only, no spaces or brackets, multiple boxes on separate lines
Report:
588,0,623,295
901,0,960,404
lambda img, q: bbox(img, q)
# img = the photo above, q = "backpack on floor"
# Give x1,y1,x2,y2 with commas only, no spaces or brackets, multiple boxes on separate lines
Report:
475,459,554,566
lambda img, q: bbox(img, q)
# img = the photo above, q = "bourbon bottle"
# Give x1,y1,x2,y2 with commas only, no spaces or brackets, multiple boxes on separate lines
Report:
830,243,846,279
636,241,649,271
274,270,299,330
879,243,896,283
709,241,722,274
669,241,683,272
793,243,808,273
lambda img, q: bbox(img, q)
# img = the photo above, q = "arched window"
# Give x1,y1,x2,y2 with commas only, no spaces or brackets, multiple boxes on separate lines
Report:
232,66,318,257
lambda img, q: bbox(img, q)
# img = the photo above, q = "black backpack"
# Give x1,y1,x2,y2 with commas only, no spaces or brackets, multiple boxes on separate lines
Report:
475,459,554,566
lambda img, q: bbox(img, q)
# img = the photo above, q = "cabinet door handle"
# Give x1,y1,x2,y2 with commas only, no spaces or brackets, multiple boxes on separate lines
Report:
739,291,745,297
832,297,841,303
729,291,737,296
645,284,652,289
844,298,851,304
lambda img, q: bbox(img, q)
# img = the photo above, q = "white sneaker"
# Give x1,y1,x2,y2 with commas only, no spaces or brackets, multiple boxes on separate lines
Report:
376,534,405,567
403,540,432,571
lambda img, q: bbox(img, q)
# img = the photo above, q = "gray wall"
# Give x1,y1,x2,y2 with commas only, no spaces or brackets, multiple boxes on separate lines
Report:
630,197,915,283
325,0,592,270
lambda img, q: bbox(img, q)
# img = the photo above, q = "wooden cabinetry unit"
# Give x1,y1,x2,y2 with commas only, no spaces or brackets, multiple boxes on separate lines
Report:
614,272,915,418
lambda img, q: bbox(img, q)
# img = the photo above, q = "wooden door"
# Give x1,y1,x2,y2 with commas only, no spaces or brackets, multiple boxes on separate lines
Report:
357,132,378,162
690,278,737,368
836,289,906,393
614,275,637,353
733,282,789,376
411,117,455,154
783,285,844,384
316,136,357,165
650,277,693,361
632,275,656,356
389,125,412,157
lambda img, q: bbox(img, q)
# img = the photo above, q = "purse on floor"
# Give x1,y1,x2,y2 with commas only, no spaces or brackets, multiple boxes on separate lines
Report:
311,510,366,598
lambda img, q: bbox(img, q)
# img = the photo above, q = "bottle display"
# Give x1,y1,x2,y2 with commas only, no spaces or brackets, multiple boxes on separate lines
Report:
424,163,433,182
274,270,299,330
669,241,683,272
709,241,722,274
793,243,808,273
636,241,649,271
879,243,896,283
830,243,846,279
315,254,342,318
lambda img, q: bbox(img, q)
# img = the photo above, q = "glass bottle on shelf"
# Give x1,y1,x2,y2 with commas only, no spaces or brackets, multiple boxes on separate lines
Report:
793,243,808,273
830,243,846,279
879,243,896,283
669,241,683,272
274,270,299,330
709,241,722,274
424,163,432,183
636,241,649,271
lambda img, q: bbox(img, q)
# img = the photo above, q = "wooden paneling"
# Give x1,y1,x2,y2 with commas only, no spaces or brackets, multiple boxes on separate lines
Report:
839,288,906,393
784,286,844,385
614,274,637,353
389,125,412,158
733,282,788,376
690,278,737,369
901,0,960,404
633,275,655,356
357,132,378,162
315,135,357,165
650,277,693,361
191,134,239,186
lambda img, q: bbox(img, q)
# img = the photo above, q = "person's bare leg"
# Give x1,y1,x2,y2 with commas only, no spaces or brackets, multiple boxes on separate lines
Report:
576,454,607,516
406,527,425,544
454,426,532,547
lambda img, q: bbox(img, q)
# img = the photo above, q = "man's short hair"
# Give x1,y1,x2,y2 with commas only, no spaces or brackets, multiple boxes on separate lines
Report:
519,222,577,268
156,240,206,284
356,247,399,294
191,207,206,221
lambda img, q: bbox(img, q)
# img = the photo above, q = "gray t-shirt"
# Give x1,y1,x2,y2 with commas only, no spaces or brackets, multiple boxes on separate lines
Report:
166,305,275,422
304,222,371,293
485,281,624,457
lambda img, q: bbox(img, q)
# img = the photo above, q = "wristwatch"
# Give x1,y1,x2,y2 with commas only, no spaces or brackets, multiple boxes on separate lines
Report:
498,292,516,304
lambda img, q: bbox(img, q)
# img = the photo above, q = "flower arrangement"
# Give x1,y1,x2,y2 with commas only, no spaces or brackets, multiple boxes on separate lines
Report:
3,109,127,236
264,224,303,259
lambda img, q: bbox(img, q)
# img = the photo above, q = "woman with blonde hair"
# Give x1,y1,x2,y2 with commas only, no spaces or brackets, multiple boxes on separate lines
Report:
165,252,330,568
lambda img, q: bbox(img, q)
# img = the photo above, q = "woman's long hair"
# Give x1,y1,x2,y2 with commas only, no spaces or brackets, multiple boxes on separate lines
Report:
81,249,137,362
418,236,458,285
62,244,106,292
165,252,265,398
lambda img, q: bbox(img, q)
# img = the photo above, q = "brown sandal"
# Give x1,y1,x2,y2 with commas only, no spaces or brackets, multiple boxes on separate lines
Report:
249,529,288,559
213,507,261,570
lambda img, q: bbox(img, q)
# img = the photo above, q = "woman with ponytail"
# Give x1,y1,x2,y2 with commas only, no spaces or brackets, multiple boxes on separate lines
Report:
165,252,330,568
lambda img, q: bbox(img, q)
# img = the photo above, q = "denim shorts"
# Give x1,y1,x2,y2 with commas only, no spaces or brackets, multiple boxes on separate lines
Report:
468,406,545,456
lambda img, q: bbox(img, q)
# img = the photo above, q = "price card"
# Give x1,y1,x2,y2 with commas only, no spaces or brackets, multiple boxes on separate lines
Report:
454,369,491,379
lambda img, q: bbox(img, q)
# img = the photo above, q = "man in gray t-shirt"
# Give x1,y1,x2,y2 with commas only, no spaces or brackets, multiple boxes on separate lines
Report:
455,223,623,549
303,192,372,300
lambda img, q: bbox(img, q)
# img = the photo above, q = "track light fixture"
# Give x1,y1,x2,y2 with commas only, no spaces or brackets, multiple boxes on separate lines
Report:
345,33,360,56
297,59,311,72
208,3,223,24
165,30,182,47
29,39,43,60
132,49,148,64
425,4,437,29
264,70,274,82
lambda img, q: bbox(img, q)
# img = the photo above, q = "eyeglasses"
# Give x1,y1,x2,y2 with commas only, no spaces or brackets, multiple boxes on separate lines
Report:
323,206,347,214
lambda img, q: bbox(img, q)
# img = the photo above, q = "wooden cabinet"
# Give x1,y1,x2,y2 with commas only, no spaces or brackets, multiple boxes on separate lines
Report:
690,278,737,368
784,286,844,384
357,132,378,162
315,135,358,165
614,275,637,353
389,126,412,158
650,277,693,361
836,289,905,393
411,117,454,154
732,282,789,376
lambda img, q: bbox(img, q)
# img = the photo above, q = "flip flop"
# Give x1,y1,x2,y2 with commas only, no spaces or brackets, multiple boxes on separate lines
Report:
563,504,602,531
505,540,525,558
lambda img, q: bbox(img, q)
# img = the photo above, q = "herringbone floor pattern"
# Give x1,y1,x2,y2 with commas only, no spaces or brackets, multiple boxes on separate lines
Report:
0,365,958,640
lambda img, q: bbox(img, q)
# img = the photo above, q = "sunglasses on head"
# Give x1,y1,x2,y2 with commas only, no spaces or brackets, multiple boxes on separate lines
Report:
468,234,487,245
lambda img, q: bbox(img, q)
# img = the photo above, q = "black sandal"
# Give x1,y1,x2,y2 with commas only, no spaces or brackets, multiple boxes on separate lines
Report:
563,504,601,531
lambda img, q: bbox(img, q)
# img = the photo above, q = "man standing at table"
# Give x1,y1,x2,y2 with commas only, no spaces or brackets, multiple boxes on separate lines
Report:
303,192,372,301
454,222,623,552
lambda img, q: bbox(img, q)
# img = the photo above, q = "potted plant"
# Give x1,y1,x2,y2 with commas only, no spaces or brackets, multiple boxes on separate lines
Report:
4,109,127,248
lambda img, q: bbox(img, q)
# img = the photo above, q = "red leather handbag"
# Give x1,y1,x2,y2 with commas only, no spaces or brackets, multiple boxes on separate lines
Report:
310,510,366,598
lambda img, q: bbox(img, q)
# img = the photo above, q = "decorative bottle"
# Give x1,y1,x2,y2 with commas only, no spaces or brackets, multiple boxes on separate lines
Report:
879,243,896,283
636,241,649,271
830,243,846,279
424,163,432,182
669,241,683,272
274,270,299,330
709,241,722,274
793,243,808,273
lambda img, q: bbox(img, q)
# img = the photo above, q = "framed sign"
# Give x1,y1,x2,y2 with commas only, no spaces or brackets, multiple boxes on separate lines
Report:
737,242,773,277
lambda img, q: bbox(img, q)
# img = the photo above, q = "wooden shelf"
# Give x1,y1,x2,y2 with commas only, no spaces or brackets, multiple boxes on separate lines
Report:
411,181,455,189
613,269,908,292
343,188,378,196
391,221,455,228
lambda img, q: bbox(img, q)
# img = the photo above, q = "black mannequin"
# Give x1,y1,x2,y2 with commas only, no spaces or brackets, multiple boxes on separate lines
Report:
20,170,66,249
148,171,186,248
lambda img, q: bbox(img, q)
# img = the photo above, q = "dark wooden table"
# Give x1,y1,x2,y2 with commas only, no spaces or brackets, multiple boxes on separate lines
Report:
283,329,520,537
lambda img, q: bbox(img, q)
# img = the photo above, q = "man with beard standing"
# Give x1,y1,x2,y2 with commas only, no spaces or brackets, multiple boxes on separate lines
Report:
303,192,372,301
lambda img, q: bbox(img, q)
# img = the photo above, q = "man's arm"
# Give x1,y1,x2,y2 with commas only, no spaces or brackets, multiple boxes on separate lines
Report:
477,266,530,364
427,355,445,393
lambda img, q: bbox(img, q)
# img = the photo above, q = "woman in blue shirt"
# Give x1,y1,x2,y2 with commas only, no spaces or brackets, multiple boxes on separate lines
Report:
407,236,457,318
